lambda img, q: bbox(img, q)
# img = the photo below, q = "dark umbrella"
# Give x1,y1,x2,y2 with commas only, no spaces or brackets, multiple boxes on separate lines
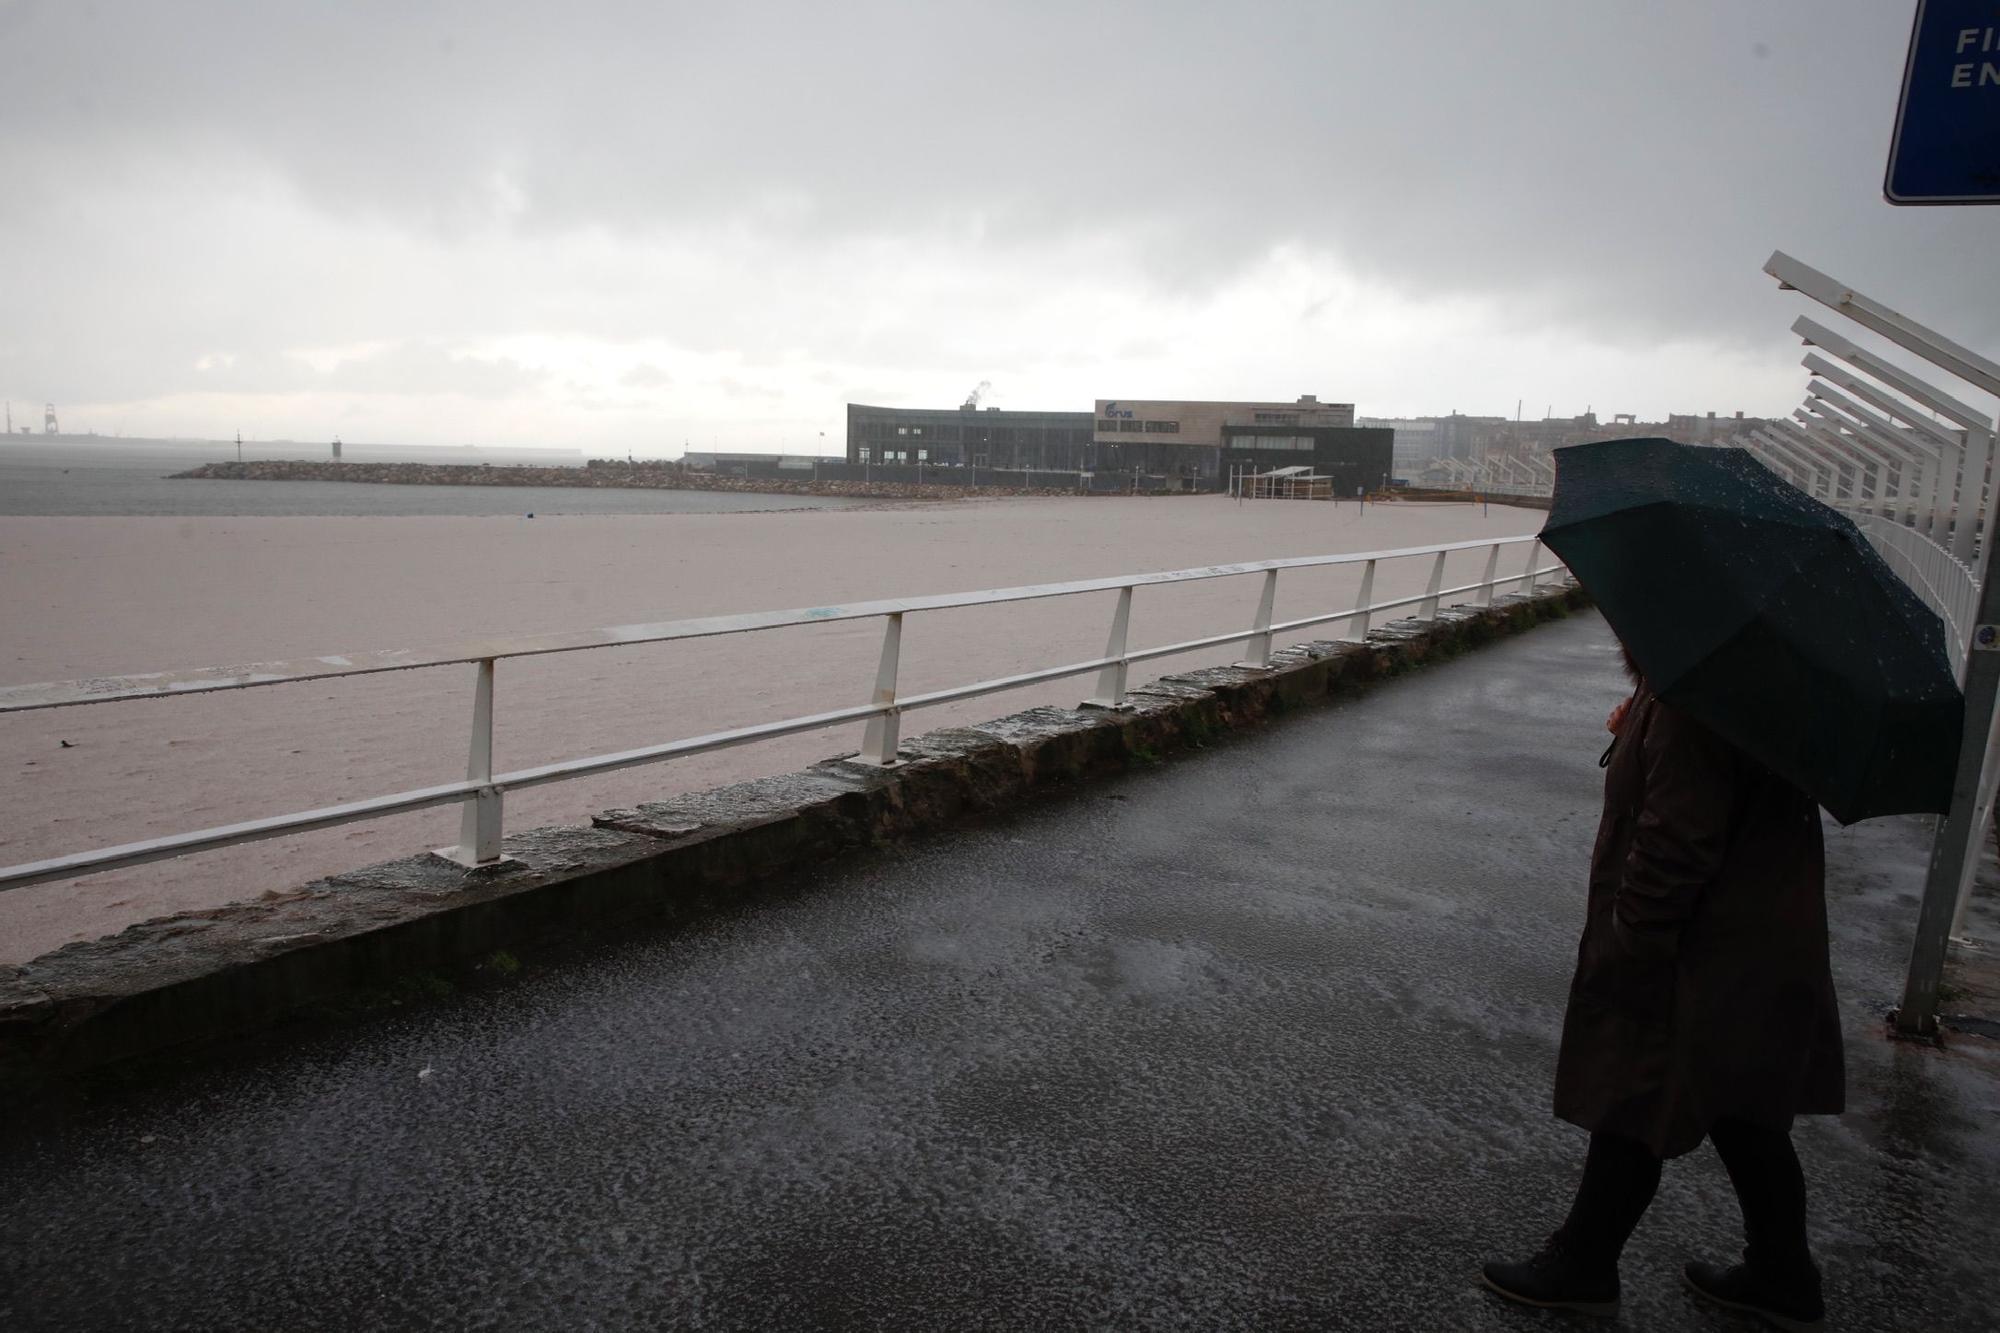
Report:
1540,437,1962,824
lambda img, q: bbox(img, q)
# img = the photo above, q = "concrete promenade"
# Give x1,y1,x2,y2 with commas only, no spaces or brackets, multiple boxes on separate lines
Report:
3,612,1996,1330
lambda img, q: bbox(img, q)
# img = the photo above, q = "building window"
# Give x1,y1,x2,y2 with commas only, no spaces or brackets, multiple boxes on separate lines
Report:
859,448,871,462
1096,420,1120,433
1143,420,1180,434
918,449,928,461
1253,412,1300,425
897,427,909,435
912,427,923,436
1118,419,1144,433
1230,434,1313,451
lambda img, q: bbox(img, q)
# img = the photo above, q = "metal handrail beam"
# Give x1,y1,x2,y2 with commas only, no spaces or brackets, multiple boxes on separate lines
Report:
1751,442,1814,492
1798,405,1895,474
1754,430,1831,495
1774,421,1861,501
1797,407,1900,504
1804,356,1961,449
1805,386,1945,463
0,536,1545,715
1767,251,2000,400
1794,317,1989,431
0,777,493,891
1806,394,1937,528
1746,431,1816,487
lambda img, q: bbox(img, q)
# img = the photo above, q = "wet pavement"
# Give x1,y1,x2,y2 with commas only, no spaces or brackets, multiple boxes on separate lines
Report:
3,611,1997,1331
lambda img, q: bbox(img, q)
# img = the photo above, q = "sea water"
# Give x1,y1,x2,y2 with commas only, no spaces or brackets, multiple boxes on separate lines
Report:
0,439,866,517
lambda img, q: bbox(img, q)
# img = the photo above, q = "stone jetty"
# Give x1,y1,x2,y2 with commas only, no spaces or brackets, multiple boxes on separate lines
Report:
168,459,1083,502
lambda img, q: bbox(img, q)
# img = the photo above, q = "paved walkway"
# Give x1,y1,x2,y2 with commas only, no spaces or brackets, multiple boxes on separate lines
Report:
3,612,1996,1330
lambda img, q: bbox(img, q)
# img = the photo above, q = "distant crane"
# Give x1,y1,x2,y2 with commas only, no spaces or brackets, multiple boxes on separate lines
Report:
43,403,58,434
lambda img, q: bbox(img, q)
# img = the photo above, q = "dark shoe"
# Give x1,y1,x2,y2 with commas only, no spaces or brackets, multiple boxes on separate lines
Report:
1480,1236,1619,1317
1683,1259,1825,1332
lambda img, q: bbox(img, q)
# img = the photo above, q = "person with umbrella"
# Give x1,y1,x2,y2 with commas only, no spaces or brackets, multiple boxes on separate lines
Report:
1479,439,1961,1330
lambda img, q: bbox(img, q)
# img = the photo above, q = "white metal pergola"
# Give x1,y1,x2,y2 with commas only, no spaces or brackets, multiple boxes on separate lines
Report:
1745,253,2000,1033
1427,250,2000,1035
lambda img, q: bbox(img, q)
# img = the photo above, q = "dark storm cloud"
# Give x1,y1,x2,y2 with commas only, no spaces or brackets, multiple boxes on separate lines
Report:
0,0,1992,408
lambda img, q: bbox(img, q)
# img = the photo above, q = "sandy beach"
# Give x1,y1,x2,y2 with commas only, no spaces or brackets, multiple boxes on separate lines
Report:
0,495,1544,963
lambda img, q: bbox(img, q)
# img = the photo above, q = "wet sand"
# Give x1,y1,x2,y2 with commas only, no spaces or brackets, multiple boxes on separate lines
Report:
0,496,1544,963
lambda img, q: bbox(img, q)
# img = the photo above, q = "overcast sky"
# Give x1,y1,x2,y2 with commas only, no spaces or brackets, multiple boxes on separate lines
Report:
0,0,1991,453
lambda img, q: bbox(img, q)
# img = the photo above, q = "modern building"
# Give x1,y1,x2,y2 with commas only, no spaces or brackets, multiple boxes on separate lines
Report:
845,403,1094,470
684,451,845,473
844,393,1388,491
1090,394,1377,484
1217,422,1393,495
1359,416,1448,475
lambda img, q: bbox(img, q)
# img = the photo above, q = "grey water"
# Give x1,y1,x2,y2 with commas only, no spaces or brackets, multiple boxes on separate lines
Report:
0,439,865,517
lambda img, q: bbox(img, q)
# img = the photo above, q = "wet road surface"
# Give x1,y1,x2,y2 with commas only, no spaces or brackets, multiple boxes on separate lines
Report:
3,611,1997,1330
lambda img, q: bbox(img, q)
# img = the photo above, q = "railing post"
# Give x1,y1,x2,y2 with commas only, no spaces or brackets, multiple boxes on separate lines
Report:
1516,540,1542,596
1343,559,1377,642
859,612,903,765
1900,511,2000,1033
1951,708,2000,939
1085,586,1134,708
1240,569,1278,666
438,657,503,867
1957,424,1994,566
1418,550,1447,621
1477,542,1502,606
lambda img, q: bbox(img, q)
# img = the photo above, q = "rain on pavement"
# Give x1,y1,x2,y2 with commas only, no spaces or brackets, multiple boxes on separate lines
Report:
3,611,1996,1331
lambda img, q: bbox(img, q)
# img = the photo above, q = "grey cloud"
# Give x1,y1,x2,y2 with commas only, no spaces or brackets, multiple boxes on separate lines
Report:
317,343,548,398
620,364,673,388
175,343,547,399
1,0,1993,407
713,376,784,401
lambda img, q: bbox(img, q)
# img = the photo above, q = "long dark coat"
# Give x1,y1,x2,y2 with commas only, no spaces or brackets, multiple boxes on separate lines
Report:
1553,682,1845,1158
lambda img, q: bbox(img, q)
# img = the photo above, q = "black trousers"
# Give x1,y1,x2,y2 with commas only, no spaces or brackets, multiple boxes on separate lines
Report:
1557,1118,1813,1274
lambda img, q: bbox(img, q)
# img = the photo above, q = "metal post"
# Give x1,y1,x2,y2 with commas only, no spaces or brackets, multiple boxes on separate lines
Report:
1516,540,1542,596
1241,569,1278,667
859,613,903,765
1418,550,1447,620
1085,586,1134,708
1477,542,1502,606
1900,528,2000,1034
1344,559,1377,642
1950,707,2000,939
437,657,502,867
1962,425,1994,563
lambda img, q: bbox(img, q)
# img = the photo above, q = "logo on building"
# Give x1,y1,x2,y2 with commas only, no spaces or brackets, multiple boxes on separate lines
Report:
1102,402,1135,419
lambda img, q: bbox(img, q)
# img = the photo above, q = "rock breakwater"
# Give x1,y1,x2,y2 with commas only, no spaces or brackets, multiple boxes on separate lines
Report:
169,459,1081,501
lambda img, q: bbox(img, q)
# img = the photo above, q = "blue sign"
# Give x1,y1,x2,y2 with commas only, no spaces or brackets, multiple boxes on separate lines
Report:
1886,0,2000,203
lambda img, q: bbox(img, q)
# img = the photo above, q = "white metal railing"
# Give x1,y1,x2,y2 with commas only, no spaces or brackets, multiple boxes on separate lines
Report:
1851,513,1980,669
0,535,1567,893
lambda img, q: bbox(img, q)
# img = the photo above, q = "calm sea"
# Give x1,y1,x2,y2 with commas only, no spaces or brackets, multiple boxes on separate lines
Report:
0,439,865,517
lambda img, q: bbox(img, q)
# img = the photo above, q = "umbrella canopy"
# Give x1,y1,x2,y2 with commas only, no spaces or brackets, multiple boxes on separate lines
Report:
1540,437,1962,824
